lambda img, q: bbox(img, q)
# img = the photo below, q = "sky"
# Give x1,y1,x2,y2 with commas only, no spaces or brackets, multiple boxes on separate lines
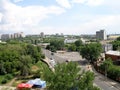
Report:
0,0,120,35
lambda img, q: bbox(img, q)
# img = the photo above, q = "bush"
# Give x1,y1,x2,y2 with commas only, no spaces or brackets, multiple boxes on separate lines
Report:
5,74,13,80
1,78,8,84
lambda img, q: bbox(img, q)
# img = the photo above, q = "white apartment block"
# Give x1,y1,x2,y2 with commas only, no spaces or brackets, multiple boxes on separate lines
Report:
1,32,25,40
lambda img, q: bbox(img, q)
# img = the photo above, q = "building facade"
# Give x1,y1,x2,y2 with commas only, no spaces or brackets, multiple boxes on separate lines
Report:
96,30,107,40
1,32,25,40
105,50,120,61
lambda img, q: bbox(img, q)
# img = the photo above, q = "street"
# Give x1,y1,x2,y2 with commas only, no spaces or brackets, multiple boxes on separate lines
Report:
42,48,120,90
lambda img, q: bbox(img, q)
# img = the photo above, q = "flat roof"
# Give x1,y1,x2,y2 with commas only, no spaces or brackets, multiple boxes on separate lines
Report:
106,50,120,56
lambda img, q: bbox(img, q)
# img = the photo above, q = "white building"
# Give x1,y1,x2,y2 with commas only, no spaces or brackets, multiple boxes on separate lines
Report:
96,30,107,40
64,39,78,44
1,32,25,40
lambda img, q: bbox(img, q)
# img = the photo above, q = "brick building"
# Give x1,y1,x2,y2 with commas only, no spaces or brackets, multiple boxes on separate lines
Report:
105,50,120,65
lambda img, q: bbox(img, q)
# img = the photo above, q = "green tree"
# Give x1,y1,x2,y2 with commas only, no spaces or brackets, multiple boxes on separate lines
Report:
68,44,76,51
46,40,64,52
19,55,32,76
112,41,120,50
75,40,82,47
80,43,102,63
44,62,100,90
116,36,120,41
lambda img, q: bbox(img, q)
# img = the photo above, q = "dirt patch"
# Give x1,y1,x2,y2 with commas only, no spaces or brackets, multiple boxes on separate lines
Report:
31,65,39,72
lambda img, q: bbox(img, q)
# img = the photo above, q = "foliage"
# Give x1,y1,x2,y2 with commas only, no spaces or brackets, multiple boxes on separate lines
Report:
1,78,8,84
0,43,43,77
112,41,120,50
46,39,64,52
80,43,102,63
43,62,100,90
75,39,83,47
116,36,120,41
68,44,76,51
99,58,120,82
4,74,13,80
19,55,32,76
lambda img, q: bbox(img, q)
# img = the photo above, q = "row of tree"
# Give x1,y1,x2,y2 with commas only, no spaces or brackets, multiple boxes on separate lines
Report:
98,58,120,82
46,39,83,52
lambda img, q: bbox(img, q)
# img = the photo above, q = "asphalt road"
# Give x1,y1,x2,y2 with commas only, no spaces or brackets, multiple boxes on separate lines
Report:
42,49,120,90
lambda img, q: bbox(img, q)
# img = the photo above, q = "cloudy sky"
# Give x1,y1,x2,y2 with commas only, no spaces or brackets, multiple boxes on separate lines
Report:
0,0,120,35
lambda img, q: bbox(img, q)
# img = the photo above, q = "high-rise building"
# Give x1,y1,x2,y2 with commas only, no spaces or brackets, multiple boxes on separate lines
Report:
40,32,44,38
96,30,107,40
1,32,25,40
1,34,11,40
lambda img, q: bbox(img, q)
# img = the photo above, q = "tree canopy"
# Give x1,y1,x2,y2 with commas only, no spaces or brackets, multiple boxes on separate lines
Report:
80,43,102,63
0,43,43,76
43,62,100,90
75,39,83,47
46,39,64,52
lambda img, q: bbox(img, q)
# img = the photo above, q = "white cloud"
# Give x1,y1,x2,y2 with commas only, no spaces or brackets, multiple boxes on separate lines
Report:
0,13,3,22
0,0,65,33
56,0,71,8
77,15,120,34
72,0,104,6
14,0,24,3
72,0,87,4
86,0,104,6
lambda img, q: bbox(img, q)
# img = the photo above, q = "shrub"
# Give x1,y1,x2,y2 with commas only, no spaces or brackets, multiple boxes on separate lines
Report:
5,74,13,80
1,78,8,84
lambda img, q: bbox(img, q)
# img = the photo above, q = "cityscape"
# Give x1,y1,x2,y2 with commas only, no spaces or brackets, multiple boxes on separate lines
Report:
0,0,120,90
0,30,120,90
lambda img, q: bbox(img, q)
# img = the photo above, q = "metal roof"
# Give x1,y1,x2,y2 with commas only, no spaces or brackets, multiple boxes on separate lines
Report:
106,50,120,56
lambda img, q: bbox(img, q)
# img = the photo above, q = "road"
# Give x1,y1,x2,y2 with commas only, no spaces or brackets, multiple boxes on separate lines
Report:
42,49,120,90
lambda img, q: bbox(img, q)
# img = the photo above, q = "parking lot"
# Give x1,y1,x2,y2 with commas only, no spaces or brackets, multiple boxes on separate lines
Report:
55,51,83,61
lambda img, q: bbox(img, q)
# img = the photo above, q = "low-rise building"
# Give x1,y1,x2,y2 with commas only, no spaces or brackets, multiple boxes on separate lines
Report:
105,50,120,61
64,39,78,44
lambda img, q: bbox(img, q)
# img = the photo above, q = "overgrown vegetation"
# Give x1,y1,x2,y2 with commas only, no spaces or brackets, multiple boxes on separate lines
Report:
98,58,120,82
0,42,44,84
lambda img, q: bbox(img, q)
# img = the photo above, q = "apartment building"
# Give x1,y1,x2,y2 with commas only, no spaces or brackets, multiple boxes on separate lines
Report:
96,30,107,40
